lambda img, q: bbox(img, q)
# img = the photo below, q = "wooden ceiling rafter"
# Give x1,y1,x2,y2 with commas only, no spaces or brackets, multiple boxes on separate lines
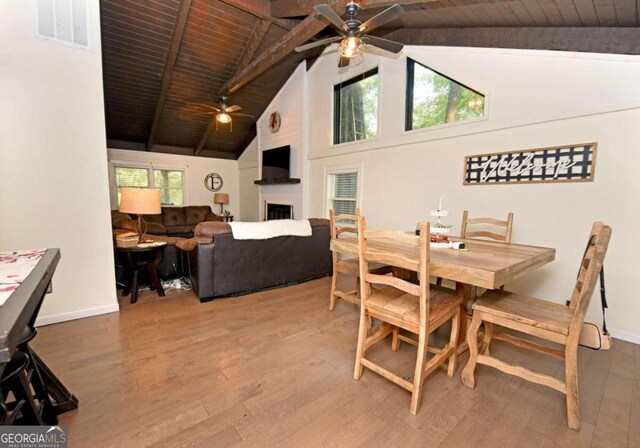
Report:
218,0,299,30
270,0,438,18
385,26,640,54
219,13,330,95
146,0,193,151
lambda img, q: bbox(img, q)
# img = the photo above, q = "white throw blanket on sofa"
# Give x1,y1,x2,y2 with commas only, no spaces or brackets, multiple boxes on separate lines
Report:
228,219,312,240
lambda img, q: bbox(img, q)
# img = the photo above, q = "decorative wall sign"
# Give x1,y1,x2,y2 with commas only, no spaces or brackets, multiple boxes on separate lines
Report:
204,172,223,191
269,112,281,133
464,143,597,185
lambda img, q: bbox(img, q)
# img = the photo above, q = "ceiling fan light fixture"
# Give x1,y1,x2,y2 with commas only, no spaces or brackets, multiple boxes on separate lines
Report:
216,112,232,124
338,36,364,58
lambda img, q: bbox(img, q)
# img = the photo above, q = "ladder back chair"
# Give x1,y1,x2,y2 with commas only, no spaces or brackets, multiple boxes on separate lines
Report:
436,210,514,288
353,218,462,414
461,221,612,431
460,210,514,242
329,209,391,310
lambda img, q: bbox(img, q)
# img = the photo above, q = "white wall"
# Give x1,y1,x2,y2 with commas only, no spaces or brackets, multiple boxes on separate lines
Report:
303,46,640,342
238,138,260,221
256,64,308,220
107,149,240,217
0,1,119,324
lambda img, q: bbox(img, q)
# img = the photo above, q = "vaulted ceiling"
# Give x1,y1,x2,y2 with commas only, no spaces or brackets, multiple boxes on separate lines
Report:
101,0,640,159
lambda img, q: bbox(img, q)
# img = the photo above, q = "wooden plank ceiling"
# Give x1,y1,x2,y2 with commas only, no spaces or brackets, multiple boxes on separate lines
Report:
101,0,640,159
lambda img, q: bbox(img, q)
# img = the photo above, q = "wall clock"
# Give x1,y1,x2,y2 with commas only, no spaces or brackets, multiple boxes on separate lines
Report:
269,111,281,133
204,173,223,192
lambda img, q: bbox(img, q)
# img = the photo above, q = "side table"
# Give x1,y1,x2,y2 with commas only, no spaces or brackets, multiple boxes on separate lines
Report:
221,215,234,222
115,242,167,304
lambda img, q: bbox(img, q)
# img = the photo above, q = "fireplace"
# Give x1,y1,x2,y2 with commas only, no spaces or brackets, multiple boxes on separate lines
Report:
265,203,293,220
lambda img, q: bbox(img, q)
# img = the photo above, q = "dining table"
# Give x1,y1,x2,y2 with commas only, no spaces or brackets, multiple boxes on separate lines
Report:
330,235,556,349
0,248,78,415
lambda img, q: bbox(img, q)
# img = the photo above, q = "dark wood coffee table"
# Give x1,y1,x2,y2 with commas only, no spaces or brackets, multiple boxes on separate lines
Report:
115,242,167,304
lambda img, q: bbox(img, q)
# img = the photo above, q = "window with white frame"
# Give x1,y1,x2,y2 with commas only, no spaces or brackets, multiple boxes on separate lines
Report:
113,165,185,206
326,169,359,218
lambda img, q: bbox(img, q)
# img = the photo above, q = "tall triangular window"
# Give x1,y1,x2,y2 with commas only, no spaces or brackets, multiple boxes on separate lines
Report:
406,58,485,131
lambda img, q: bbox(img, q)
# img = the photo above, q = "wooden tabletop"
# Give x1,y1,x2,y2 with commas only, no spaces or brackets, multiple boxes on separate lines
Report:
331,237,555,290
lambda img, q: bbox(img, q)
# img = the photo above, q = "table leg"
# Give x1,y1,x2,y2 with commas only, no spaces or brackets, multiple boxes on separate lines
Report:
147,264,165,297
455,282,473,355
31,350,78,414
130,269,139,304
148,248,165,297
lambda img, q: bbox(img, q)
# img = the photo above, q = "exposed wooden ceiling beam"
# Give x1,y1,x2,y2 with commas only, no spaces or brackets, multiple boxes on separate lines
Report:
235,20,272,73
218,0,299,30
221,10,334,95
270,0,436,18
384,27,640,55
194,6,338,156
146,0,192,151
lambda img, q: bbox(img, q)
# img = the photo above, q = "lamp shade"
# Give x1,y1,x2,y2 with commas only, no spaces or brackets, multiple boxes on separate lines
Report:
119,187,161,215
213,193,229,205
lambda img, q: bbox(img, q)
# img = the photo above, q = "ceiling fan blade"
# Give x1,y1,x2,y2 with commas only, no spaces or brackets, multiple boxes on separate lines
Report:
338,55,351,68
314,4,349,31
363,35,404,54
358,4,404,33
233,113,255,119
295,36,342,53
225,105,242,113
180,103,220,112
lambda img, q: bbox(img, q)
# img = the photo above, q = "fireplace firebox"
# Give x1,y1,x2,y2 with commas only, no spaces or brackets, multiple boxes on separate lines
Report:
265,203,293,220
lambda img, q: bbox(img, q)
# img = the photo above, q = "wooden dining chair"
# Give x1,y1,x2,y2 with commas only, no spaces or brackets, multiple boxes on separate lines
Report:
460,210,514,242
461,221,612,430
329,209,391,311
353,217,462,414
436,210,514,288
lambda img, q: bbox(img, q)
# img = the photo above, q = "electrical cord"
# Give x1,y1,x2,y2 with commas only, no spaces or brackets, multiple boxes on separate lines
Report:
160,262,192,291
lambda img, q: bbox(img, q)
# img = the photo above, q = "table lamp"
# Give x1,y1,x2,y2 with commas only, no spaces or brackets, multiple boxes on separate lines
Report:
119,187,161,242
214,193,229,214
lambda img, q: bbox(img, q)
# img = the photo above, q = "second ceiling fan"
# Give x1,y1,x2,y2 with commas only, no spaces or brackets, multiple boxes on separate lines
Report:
295,1,405,67
183,97,255,132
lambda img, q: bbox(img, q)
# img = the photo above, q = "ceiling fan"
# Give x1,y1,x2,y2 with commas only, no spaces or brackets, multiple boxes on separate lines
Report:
295,1,405,68
181,97,255,131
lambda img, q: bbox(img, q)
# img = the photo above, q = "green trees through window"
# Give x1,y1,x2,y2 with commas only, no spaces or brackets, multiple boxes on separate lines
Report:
115,167,149,205
114,166,184,207
333,68,378,145
153,170,184,207
406,58,484,131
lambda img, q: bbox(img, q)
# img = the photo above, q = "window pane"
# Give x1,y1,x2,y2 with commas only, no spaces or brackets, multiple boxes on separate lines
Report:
332,199,356,216
115,167,149,206
408,60,484,131
334,69,378,144
153,170,184,206
327,171,358,219
335,172,358,198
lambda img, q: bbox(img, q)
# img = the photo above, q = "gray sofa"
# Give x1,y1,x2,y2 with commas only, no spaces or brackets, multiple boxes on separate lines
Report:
177,219,332,302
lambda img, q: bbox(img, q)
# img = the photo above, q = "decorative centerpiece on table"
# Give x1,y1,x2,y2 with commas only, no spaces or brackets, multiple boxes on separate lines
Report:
430,199,454,248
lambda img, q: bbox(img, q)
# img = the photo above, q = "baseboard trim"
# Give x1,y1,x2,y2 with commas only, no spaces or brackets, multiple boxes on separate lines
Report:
608,327,640,345
35,303,120,327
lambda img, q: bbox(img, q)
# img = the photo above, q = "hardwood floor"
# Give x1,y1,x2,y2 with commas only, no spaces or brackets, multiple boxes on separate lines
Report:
32,277,638,448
